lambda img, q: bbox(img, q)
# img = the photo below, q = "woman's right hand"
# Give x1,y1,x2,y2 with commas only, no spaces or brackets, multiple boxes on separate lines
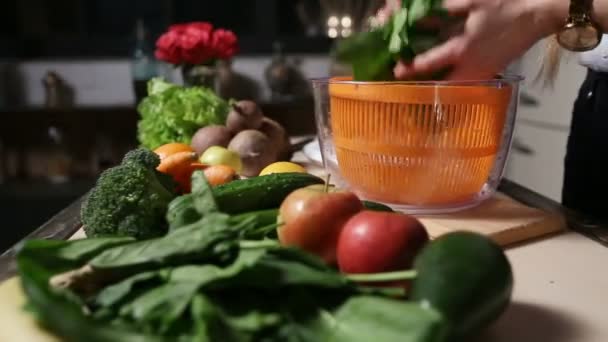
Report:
393,0,568,80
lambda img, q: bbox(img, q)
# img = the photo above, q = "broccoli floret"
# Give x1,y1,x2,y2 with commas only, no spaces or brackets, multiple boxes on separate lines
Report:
121,148,177,192
122,148,161,169
81,148,178,240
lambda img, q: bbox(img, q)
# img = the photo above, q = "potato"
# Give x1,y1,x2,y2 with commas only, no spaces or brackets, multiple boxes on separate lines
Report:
228,130,278,177
191,125,233,155
226,100,264,133
258,117,292,160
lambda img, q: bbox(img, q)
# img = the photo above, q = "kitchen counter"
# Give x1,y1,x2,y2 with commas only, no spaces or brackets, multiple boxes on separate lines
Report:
1,142,607,341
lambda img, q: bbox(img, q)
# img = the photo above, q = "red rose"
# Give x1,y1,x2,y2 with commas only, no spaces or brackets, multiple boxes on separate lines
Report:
185,22,213,33
155,21,238,66
211,29,238,59
179,27,213,65
155,30,182,64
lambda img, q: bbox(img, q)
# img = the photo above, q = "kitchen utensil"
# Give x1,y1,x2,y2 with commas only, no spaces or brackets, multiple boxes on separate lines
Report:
312,76,523,214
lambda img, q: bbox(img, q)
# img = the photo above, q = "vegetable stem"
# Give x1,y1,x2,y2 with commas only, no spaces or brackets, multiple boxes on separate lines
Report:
345,270,417,282
239,240,280,249
356,286,408,298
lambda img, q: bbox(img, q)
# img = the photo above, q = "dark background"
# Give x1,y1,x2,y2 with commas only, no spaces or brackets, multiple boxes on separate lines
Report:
0,0,350,252
0,0,333,59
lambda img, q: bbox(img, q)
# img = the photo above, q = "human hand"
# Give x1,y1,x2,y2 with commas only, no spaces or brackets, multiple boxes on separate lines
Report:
393,0,568,80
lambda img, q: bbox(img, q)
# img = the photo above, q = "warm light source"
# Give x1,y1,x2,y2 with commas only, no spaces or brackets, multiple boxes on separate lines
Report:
341,28,352,37
341,16,352,28
327,16,339,27
328,28,338,38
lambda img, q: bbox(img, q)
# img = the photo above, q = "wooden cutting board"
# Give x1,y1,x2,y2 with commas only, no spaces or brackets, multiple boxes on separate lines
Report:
293,150,567,248
415,194,566,247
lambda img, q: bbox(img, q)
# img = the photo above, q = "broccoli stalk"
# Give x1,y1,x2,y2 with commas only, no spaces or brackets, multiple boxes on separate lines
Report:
81,148,178,240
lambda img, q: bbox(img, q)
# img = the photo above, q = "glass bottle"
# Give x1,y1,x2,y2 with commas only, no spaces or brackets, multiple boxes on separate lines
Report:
131,19,159,104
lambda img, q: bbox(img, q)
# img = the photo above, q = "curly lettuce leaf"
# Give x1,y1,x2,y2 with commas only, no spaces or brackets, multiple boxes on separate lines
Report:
137,78,229,150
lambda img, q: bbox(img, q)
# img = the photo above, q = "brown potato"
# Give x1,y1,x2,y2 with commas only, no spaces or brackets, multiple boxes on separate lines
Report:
227,130,278,177
225,100,264,133
190,125,233,155
258,117,292,160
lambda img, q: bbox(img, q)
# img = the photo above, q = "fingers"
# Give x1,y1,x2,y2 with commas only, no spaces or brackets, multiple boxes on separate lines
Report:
409,37,465,76
394,61,413,80
445,67,496,81
443,0,475,13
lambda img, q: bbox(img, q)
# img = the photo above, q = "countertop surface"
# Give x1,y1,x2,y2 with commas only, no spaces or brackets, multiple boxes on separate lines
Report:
1,139,608,341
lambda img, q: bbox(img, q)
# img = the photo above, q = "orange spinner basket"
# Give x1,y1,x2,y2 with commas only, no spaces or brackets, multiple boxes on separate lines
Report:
328,77,513,206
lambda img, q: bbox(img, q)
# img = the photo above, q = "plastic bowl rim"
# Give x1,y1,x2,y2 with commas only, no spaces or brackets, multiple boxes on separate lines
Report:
310,73,525,86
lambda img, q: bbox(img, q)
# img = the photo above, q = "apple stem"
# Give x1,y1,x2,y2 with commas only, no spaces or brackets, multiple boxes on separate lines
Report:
324,173,331,193
239,240,280,249
345,270,418,282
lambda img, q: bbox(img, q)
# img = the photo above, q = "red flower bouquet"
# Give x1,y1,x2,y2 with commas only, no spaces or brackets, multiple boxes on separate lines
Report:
155,22,239,66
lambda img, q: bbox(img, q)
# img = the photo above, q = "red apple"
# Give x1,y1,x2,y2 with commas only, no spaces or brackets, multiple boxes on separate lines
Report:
337,210,429,274
278,185,363,264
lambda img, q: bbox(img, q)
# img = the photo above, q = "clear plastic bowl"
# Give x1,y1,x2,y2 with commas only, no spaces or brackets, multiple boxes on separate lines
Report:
311,76,523,214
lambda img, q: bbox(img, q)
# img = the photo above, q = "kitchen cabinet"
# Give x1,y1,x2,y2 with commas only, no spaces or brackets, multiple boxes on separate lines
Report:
505,121,569,202
504,40,587,202
517,39,587,128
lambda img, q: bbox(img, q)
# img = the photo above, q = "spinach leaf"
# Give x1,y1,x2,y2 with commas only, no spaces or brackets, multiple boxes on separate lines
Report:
408,0,432,27
95,270,168,308
167,248,267,285
335,30,396,81
326,296,448,342
389,8,409,53
166,171,219,232
191,171,219,215
17,255,164,342
166,195,200,231
166,247,349,291
17,237,135,269
90,213,237,270
119,282,202,334
335,0,452,81
203,247,351,290
191,294,257,342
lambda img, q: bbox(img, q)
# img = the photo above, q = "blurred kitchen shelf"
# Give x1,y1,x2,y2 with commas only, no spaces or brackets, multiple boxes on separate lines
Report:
0,178,95,199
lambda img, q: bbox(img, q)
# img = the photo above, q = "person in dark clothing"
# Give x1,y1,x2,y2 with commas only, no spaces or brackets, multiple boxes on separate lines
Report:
563,69,608,221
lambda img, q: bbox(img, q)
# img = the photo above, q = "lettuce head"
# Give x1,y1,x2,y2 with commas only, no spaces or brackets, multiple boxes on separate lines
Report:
137,78,230,150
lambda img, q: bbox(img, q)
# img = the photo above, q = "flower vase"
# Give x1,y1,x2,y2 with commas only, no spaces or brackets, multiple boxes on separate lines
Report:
181,64,217,89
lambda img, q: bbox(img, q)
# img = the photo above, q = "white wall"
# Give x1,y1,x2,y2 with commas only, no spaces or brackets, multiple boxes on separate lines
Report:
4,55,332,107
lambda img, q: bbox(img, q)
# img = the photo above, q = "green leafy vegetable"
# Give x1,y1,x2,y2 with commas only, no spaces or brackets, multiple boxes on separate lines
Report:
137,78,230,150
327,296,448,342
17,208,513,342
335,0,458,81
89,213,237,270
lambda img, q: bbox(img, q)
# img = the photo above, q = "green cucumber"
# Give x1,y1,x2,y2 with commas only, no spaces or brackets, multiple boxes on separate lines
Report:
410,231,513,340
212,173,324,214
362,200,394,212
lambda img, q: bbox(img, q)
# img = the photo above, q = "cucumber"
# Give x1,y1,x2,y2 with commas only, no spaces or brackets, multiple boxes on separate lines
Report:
212,173,324,214
410,232,513,341
362,200,394,212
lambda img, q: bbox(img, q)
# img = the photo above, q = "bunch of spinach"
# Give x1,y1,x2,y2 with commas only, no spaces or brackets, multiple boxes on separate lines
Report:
15,172,446,341
15,172,512,341
335,0,459,81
